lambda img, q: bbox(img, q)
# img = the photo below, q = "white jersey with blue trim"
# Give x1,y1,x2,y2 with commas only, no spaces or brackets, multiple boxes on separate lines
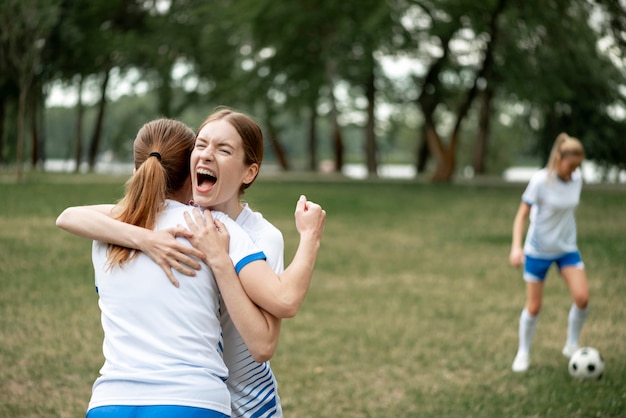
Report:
222,204,285,417
89,200,265,415
522,168,582,257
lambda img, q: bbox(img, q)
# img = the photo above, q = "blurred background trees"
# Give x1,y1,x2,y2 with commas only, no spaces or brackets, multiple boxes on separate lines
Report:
1,0,624,181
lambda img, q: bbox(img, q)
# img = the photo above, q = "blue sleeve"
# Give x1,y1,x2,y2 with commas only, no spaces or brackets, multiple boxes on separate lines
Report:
234,252,267,274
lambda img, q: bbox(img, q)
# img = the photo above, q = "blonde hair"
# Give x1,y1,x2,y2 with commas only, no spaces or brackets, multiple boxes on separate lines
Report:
546,132,585,176
107,118,196,268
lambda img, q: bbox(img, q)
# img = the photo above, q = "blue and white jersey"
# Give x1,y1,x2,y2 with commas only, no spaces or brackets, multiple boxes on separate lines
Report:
89,200,265,415
221,204,285,417
522,168,582,257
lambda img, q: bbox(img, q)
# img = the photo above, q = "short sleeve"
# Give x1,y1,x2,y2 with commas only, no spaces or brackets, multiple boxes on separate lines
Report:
521,170,544,206
211,211,266,274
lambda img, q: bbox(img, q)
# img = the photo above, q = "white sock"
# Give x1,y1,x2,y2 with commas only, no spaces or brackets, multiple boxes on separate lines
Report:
518,308,539,356
566,304,589,346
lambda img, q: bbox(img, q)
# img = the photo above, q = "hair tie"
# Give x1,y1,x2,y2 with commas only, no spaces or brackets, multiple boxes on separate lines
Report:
149,151,162,161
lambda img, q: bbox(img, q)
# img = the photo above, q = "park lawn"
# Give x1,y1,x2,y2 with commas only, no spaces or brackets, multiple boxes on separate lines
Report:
1,173,625,417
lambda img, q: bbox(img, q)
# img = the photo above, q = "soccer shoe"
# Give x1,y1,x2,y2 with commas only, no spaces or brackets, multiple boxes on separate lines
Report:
512,352,530,372
562,343,580,359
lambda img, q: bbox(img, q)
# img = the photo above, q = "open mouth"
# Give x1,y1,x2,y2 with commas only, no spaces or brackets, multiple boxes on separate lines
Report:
196,168,217,190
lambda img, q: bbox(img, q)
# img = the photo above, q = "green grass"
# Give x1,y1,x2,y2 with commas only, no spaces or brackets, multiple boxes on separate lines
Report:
1,173,625,417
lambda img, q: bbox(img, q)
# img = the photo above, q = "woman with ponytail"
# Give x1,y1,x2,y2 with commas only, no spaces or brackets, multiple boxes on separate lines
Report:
509,133,590,373
69,118,279,418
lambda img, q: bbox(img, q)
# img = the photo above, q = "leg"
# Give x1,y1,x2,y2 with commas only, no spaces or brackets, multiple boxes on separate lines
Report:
561,265,589,309
512,255,551,372
520,281,543,353
525,280,544,316
561,265,589,357
512,281,544,372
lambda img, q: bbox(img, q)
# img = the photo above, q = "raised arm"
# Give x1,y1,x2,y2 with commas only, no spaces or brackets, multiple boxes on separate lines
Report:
509,201,530,268
56,205,204,286
184,209,281,362
190,195,326,319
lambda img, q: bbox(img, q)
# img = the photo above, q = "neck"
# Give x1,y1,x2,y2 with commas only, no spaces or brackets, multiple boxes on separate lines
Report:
214,201,243,220
170,188,193,205
211,200,244,219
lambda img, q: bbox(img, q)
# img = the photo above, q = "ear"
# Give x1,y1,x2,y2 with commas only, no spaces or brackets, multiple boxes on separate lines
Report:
242,163,259,185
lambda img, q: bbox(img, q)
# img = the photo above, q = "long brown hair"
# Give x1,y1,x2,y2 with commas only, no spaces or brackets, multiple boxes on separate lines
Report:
197,107,264,195
107,118,195,268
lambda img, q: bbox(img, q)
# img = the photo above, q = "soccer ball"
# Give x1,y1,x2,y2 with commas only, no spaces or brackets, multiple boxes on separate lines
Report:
568,347,605,380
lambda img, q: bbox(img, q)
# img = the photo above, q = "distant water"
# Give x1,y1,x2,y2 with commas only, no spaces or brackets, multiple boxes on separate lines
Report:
342,162,625,183
44,159,134,175
44,159,625,183
341,163,416,180
502,162,626,184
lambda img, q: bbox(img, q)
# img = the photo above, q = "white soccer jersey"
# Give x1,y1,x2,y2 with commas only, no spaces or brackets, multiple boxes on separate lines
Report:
89,200,265,415
222,204,285,418
522,168,582,257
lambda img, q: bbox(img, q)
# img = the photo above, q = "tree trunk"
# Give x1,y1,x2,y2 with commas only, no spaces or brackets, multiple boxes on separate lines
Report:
473,88,493,175
88,70,110,171
16,88,26,182
414,27,453,180
265,117,289,171
0,96,6,165
29,92,38,167
415,0,508,182
425,123,455,182
157,64,173,117
364,57,377,177
74,76,84,173
416,124,429,174
326,59,344,173
29,84,44,169
308,102,317,171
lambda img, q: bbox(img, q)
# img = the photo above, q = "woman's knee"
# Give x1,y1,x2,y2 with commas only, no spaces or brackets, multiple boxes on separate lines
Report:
562,268,589,308
573,292,589,309
526,301,542,316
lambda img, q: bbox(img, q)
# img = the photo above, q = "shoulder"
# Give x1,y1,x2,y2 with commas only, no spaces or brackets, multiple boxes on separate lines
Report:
530,168,549,184
157,200,193,228
238,205,284,248
211,210,247,236
238,206,283,236
524,168,549,192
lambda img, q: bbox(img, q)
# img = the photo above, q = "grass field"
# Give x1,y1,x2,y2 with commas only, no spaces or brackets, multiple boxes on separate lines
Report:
1,173,625,417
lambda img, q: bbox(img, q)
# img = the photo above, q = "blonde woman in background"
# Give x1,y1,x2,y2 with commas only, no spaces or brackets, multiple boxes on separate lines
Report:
509,133,589,373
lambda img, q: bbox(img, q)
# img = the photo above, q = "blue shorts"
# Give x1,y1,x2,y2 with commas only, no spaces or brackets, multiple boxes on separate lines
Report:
523,252,584,282
86,405,229,418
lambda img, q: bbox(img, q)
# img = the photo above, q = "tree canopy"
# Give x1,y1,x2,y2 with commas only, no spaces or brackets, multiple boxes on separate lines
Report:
1,0,624,181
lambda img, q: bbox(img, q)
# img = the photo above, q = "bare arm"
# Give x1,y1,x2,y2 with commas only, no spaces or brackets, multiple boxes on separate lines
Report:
509,201,530,267
56,205,204,286
184,210,281,362
191,195,326,319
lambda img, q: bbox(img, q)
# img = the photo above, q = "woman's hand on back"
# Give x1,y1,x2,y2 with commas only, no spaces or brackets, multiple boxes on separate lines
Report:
140,227,204,287
183,209,232,269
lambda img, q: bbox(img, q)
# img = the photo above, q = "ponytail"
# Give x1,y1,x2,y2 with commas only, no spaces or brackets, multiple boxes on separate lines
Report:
546,133,585,177
106,156,167,268
106,118,195,269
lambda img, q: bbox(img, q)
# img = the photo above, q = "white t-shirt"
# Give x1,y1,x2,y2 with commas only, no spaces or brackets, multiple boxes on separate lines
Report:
89,200,265,415
222,204,285,417
522,168,582,257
